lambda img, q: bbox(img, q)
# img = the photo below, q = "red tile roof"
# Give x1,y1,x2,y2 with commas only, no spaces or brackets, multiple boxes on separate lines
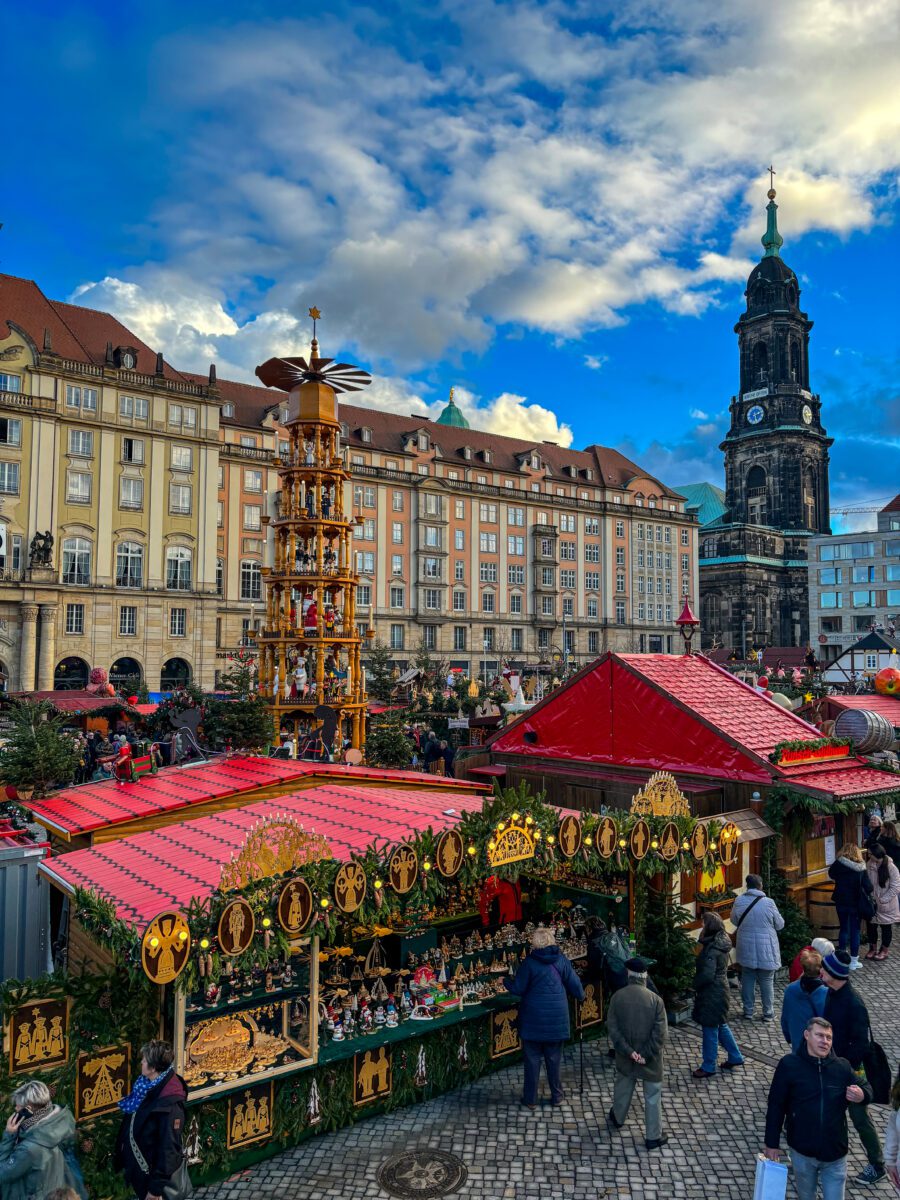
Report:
10,689,138,716
0,274,187,382
775,764,900,800
28,756,488,839
816,694,900,724
40,785,488,926
882,494,900,514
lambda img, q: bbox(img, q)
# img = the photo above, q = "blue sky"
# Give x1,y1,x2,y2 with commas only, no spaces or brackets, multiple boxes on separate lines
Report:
5,0,899,524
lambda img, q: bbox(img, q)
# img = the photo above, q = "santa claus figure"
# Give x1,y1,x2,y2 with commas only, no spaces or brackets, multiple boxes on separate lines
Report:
113,741,135,785
303,598,318,634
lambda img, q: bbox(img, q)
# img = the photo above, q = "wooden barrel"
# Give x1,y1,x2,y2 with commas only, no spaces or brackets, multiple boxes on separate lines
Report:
807,884,840,939
834,708,896,753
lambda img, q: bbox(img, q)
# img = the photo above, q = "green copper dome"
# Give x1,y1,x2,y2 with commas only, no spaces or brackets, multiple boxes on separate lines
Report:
436,389,470,429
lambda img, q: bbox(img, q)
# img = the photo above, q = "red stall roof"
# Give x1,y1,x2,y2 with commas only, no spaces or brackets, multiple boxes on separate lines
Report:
28,757,489,840
488,652,900,804
10,689,139,716
40,785,488,926
807,694,900,727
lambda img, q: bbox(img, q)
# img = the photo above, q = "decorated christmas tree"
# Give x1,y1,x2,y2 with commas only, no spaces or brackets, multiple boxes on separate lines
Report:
0,700,83,796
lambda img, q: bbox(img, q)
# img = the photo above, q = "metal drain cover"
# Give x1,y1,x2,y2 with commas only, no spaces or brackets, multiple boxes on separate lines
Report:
377,1149,468,1199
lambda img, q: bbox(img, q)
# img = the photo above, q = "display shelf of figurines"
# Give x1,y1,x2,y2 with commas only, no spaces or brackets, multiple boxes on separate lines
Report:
314,919,586,1064
173,936,319,1101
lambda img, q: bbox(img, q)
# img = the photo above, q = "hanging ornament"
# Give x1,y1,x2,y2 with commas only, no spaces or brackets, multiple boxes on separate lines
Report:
307,1077,322,1126
458,1031,469,1070
185,1117,202,1166
414,1043,428,1088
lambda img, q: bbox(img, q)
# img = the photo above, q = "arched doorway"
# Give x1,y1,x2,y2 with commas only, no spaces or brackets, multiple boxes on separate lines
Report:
54,656,89,690
110,657,143,689
0,660,8,693
160,657,191,691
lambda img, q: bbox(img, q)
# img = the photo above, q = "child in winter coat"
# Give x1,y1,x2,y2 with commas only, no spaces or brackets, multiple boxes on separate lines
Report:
865,844,900,960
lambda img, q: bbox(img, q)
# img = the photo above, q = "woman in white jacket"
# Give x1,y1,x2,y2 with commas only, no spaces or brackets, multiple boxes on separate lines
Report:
865,845,900,961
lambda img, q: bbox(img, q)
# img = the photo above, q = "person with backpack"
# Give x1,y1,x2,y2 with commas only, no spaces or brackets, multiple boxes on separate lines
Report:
885,1064,900,1192
0,1080,84,1200
504,927,584,1108
780,948,827,1051
731,874,784,1021
820,950,886,1186
864,844,900,961
828,843,874,969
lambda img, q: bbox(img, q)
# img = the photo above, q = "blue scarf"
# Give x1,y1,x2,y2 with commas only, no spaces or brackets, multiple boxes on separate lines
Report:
118,1067,171,1113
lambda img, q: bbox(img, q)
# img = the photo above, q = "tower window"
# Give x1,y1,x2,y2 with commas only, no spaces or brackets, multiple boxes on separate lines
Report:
752,341,768,384
746,465,767,525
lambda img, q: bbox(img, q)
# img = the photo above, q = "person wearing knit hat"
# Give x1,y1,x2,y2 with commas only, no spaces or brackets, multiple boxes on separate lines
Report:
788,937,835,983
820,951,886,1184
865,813,884,854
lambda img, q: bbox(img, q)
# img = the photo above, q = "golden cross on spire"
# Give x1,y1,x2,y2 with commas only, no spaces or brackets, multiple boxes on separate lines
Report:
767,164,776,190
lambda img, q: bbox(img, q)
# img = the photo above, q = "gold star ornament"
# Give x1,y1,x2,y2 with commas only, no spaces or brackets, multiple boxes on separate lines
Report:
308,307,321,321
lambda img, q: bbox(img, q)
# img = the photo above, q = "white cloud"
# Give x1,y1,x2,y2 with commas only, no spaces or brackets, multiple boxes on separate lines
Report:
73,2,900,389
689,408,709,420
584,354,609,370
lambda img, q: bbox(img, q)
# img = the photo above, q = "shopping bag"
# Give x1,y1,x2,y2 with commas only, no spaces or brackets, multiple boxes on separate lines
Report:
753,1155,788,1200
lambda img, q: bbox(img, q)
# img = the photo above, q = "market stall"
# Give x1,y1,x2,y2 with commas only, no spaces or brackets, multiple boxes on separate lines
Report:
0,772,736,1194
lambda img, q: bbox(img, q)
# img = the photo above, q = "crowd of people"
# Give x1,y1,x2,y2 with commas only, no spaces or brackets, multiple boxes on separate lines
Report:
405,725,456,777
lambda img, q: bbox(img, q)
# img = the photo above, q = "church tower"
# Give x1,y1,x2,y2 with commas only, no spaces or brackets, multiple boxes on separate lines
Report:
699,180,832,652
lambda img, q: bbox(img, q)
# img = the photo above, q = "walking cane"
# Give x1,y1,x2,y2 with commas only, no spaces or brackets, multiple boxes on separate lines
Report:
579,1029,584,1093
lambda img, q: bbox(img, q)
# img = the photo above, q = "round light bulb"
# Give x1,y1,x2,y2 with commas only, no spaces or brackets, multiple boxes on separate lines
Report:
618,838,627,848
199,938,210,950
525,816,534,826
512,811,520,821
320,898,330,908
534,830,542,841
651,840,659,850
547,834,555,845
374,879,383,890
467,845,477,856
681,841,690,851
488,840,496,851
178,930,188,941
423,861,432,872
584,836,593,847
262,917,272,928
149,937,160,948
497,822,505,832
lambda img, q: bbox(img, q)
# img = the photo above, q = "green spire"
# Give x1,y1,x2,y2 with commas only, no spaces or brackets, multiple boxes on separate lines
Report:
436,387,470,429
761,188,783,258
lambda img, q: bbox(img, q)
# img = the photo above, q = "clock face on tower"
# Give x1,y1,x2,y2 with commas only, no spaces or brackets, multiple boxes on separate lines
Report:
801,404,813,425
747,405,765,425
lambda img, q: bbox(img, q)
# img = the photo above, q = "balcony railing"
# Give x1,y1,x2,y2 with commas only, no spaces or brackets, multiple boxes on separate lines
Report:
0,390,58,413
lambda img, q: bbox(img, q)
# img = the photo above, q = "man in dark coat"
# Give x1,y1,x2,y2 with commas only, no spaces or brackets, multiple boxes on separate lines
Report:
114,1040,188,1200
504,927,584,1108
605,957,668,1149
764,1015,871,1199
820,950,885,1185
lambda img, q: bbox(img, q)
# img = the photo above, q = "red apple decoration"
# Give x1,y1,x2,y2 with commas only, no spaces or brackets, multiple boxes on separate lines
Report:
875,667,900,696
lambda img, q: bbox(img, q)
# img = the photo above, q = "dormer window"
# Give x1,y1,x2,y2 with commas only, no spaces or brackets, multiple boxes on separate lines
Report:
361,427,372,443
340,422,349,438
531,453,540,469
585,468,594,481
113,346,138,370
483,449,492,464
462,446,472,460
417,432,429,452
221,402,235,418
565,465,577,478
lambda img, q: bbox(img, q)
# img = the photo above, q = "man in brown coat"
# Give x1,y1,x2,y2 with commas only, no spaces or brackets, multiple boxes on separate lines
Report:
605,956,668,1149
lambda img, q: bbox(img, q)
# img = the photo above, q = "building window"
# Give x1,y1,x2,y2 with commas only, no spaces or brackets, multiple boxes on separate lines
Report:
482,591,495,613
508,564,525,585
392,554,403,576
119,606,137,636
452,590,466,612
424,557,440,579
615,573,625,592
479,532,497,552
240,560,262,600
244,469,262,493
62,538,91,586
165,547,193,591
508,506,525,527
243,504,262,530
355,551,375,573
169,404,197,431
390,586,405,608
169,483,192,514
65,603,84,634
455,500,465,519
0,461,20,494
170,445,192,472
216,559,224,596
585,571,600,590
510,593,522,614
541,567,554,587
584,544,600,563
424,494,442,517
558,513,574,533
68,428,93,457
587,598,598,618
421,625,437,650
455,529,465,551
558,541,574,561
417,465,429,476
681,529,689,545
852,590,877,608
507,536,524,556
480,562,498,583
664,527,672,543
423,526,440,548
390,624,405,649
615,520,624,537
453,626,467,650
65,385,98,412
615,546,625,566
119,477,143,510
170,608,187,637
351,584,369,609
392,522,403,544
560,569,576,588
391,490,404,511
563,596,574,617
0,374,21,393
820,592,843,609
122,436,144,464
638,603,646,620
482,627,495,650
615,601,626,624
66,470,91,504
479,503,498,522
120,395,148,420
424,588,440,610
588,631,599,654
217,500,224,527
115,542,144,588
539,538,553,557
10,534,22,571
0,417,21,447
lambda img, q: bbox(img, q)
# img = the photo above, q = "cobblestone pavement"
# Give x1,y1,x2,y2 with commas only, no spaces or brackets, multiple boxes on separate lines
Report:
199,955,900,1200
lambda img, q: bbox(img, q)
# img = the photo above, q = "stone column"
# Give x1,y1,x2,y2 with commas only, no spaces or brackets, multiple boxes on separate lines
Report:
37,604,58,690
18,604,39,692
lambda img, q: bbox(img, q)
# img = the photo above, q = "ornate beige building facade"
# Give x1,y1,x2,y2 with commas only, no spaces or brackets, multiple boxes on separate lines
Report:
0,274,699,693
